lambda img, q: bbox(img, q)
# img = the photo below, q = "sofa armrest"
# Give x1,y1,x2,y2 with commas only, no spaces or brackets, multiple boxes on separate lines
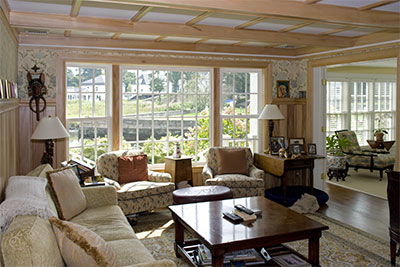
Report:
82,186,118,209
249,165,264,179
126,260,176,267
202,164,214,180
148,171,172,182
103,177,121,190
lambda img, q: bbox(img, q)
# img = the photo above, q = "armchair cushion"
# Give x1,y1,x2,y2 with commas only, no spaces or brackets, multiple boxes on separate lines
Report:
118,155,149,184
336,130,362,153
217,149,248,175
118,181,175,200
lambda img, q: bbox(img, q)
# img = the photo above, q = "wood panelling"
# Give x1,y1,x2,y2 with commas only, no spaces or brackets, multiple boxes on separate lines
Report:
112,65,120,150
0,100,19,201
396,53,400,171
213,68,220,147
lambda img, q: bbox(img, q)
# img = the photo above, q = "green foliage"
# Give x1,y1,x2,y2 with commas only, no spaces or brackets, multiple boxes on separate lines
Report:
122,71,137,93
326,134,352,156
373,128,388,135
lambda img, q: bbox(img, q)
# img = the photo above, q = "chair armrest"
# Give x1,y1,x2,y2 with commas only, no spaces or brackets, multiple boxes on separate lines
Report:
345,151,378,157
103,177,121,190
249,165,265,179
82,186,118,209
126,260,176,267
202,164,214,180
148,171,172,182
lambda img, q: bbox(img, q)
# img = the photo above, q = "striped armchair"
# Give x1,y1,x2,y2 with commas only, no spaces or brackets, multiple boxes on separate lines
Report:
336,130,395,180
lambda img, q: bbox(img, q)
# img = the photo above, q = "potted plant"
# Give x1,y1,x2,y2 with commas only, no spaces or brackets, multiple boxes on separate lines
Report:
374,119,388,142
326,134,352,170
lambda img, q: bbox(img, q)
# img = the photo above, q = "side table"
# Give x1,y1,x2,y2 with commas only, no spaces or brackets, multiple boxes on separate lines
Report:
164,156,193,185
367,140,395,151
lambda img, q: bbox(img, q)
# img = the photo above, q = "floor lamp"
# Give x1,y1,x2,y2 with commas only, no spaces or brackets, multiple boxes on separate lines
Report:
258,104,284,149
31,116,70,166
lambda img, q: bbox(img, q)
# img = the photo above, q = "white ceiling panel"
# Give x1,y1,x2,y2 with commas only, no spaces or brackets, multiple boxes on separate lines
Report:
291,24,341,34
162,36,202,43
247,18,302,31
320,0,378,8
374,2,400,12
8,0,71,14
331,27,379,37
79,6,135,19
119,34,159,41
141,7,201,23
202,39,238,45
197,17,248,28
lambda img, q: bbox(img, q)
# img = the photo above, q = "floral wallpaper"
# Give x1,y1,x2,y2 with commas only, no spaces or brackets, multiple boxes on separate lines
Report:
272,59,307,98
0,18,18,82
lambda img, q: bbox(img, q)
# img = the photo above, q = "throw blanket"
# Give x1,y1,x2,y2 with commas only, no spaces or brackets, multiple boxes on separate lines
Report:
0,176,56,232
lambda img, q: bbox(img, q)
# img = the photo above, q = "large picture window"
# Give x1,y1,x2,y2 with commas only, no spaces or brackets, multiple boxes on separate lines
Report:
220,69,262,152
121,67,212,164
326,75,396,145
66,64,112,165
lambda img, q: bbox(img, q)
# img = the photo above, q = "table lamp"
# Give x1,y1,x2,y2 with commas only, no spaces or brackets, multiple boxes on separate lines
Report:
31,116,70,166
258,104,284,146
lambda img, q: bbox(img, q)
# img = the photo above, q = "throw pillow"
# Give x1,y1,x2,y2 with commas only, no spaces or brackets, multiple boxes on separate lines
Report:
217,149,248,175
118,155,148,184
46,167,87,220
49,217,119,267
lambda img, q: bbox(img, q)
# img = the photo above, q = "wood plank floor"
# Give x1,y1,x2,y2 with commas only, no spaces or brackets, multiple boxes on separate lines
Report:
319,182,389,240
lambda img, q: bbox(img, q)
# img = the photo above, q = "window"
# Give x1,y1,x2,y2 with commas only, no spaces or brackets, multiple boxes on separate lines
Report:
326,74,396,145
220,69,262,152
121,67,212,164
66,64,112,165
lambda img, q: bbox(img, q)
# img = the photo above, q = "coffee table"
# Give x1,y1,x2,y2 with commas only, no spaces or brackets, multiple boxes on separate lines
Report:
169,196,328,266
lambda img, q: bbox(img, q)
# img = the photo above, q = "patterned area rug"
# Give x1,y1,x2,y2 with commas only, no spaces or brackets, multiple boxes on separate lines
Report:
132,210,392,266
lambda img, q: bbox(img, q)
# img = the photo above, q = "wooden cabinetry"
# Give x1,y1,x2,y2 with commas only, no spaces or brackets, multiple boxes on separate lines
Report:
164,156,193,184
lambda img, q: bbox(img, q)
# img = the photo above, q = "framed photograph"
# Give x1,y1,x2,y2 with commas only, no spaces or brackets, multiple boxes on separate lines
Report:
289,138,306,154
270,136,285,155
273,253,310,267
292,144,301,155
276,80,290,98
307,144,317,155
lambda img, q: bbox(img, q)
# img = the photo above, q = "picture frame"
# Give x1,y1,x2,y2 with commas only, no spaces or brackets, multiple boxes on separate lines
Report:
307,143,317,155
289,138,306,154
270,136,285,155
292,144,301,155
276,80,290,98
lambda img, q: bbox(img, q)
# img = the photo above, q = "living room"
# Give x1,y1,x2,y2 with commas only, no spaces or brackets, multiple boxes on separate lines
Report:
0,0,399,266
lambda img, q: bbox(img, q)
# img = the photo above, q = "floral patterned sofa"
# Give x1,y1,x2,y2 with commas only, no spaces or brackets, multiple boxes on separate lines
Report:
336,130,395,180
202,147,265,198
97,150,175,215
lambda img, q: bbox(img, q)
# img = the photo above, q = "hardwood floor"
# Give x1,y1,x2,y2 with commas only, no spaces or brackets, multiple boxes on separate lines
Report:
319,182,389,240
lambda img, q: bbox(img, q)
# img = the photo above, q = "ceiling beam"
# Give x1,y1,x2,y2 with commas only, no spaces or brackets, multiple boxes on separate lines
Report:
89,0,400,29
279,22,313,32
111,33,121,39
319,26,355,35
235,17,265,29
70,0,84,17
358,0,399,11
130,6,152,21
303,0,322,4
18,33,298,56
64,30,72,37
185,11,212,25
9,11,355,47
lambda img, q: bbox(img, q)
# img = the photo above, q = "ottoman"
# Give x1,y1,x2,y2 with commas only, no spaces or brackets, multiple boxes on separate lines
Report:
173,185,233,204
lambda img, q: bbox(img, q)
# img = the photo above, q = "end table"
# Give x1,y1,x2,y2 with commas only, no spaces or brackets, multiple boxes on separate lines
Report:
164,156,193,185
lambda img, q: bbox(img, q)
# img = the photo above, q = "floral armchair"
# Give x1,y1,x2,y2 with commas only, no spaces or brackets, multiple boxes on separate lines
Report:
336,130,395,180
202,147,265,198
97,150,175,215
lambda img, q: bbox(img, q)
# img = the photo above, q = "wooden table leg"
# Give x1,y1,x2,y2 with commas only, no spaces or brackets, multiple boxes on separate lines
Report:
308,232,321,266
174,218,184,258
211,249,224,267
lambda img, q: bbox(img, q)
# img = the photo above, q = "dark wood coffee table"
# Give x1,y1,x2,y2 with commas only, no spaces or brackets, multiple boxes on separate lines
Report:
169,196,328,266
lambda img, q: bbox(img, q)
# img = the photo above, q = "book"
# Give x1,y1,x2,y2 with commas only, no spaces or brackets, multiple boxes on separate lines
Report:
273,253,311,267
225,248,263,262
233,209,257,222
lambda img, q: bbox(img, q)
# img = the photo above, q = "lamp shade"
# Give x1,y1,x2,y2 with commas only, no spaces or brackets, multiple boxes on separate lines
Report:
31,116,70,140
258,104,284,120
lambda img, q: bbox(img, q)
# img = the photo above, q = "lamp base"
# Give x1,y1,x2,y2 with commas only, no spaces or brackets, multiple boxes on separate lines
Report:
40,139,54,166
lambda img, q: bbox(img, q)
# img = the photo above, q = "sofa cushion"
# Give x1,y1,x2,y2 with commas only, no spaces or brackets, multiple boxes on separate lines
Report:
107,239,154,266
217,149,248,175
118,155,149,184
118,181,175,200
206,147,253,175
1,215,64,267
47,167,87,220
49,217,119,267
71,205,137,241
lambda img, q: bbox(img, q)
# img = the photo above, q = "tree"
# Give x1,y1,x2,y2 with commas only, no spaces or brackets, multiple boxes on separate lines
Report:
66,68,79,87
151,71,166,103
80,68,103,83
122,71,137,93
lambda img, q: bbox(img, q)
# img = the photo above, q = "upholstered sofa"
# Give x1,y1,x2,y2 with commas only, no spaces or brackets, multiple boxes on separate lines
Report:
0,164,176,267
97,150,175,215
202,147,265,198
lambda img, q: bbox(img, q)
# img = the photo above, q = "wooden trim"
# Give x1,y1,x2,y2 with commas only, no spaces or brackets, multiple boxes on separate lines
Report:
358,0,399,11
0,99,19,114
0,0,10,20
111,33,121,39
18,33,298,57
64,30,71,37
212,68,220,147
352,31,400,46
235,17,264,29
91,0,400,29
262,65,272,151
0,1,17,45
112,65,120,150
70,0,83,17
303,0,322,4
56,58,67,168
154,36,166,42
279,22,313,33
272,98,306,105
185,11,212,25
396,51,400,171
131,6,152,22
10,11,354,48
319,26,355,36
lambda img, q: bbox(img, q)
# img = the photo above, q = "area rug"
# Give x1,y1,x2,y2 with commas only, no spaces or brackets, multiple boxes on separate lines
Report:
132,210,391,266
327,169,387,200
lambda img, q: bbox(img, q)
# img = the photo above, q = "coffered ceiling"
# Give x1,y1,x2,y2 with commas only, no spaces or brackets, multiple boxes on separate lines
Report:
2,0,400,57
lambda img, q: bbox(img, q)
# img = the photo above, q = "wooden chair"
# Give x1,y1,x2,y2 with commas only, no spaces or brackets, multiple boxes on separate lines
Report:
387,170,400,266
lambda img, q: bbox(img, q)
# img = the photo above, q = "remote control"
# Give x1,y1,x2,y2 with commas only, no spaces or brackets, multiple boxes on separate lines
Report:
234,204,254,215
223,212,243,223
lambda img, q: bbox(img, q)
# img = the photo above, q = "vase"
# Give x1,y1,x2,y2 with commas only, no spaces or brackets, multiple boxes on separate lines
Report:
173,142,182,158
327,154,347,170
375,132,384,142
